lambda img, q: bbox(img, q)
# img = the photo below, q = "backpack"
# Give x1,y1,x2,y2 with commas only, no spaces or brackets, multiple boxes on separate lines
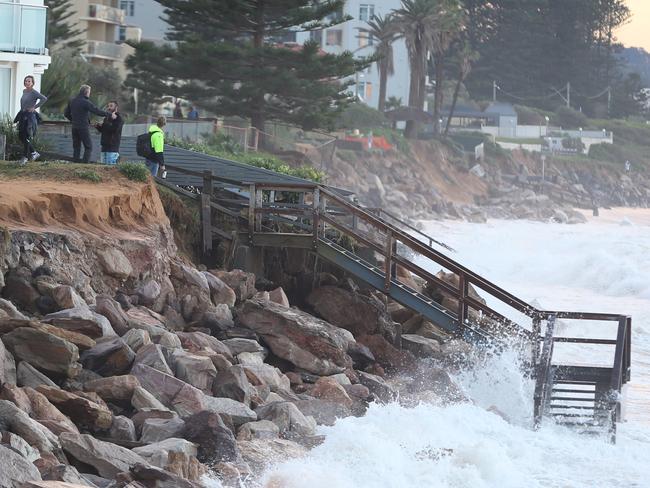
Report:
136,132,153,158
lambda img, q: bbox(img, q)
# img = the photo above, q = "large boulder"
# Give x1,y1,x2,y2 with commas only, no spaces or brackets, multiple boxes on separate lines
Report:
0,337,9,386
131,363,205,418
121,329,152,353
202,396,256,426
236,420,280,441
132,438,202,481
94,295,130,336
237,299,354,376
22,387,80,436
131,386,170,412
59,433,147,479
2,327,81,378
43,307,116,339
292,398,351,426
84,375,140,403
175,332,232,360
51,285,87,311
181,411,239,464
255,401,316,436
221,338,265,357
357,334,416,371
357,371,396,402
241,363,290,393
133,343,173,376
81,337,135,377
309,377,353,408
169,350,217,395
1,431,40,462
307,286,398,339
209,270,256,304
35,386,113,432
17,361,58,389
213,365,252,406
0,444,42,487
401,334,443,358
39,464,97,486
1,268,40,313
96,248,133,280
237,438,306,475
109,415,137,442
202,272,236,307
0,399,61,455
141,416,185,443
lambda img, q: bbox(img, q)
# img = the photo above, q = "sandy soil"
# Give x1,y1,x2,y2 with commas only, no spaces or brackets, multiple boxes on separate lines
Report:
576,207,650,226
0,177,168,239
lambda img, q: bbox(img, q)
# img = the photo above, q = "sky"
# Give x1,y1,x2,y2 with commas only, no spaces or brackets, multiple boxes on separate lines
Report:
618,0,650,51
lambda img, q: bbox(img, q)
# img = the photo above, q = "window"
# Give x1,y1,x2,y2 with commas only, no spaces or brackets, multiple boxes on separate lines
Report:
359,4,375,21
356,81,373,101
326,29,342,46
310,29,323,45
358,31,374,48
119,26,127,42
120,0,135,17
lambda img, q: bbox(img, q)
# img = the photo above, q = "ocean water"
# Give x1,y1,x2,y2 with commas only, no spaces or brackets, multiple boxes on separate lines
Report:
209,215,650,488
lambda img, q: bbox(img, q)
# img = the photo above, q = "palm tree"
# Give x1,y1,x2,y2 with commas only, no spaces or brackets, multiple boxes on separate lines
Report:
392,0,438,138
430,1,465,135
359,14,399,113
444,44,479,136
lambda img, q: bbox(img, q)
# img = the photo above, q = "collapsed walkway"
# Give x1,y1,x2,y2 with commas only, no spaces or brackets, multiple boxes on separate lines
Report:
42,132,633,442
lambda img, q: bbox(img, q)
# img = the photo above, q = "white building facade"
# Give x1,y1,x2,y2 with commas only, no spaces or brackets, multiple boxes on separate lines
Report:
297,0,410,111
0,0,51,117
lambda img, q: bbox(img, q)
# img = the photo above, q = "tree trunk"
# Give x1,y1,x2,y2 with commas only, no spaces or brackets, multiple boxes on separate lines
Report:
433,55,444,136
445,71,464,137
378,62,388,113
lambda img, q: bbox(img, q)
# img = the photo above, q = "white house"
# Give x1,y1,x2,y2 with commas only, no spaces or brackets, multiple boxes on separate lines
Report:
296,0,411,111
0,0,51,118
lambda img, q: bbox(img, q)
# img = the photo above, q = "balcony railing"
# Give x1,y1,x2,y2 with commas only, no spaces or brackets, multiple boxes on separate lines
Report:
86,40,124,60
0,2,48,55
87,3,125,24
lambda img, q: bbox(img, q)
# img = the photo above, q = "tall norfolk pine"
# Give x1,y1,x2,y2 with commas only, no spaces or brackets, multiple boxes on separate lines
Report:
125,0,370,133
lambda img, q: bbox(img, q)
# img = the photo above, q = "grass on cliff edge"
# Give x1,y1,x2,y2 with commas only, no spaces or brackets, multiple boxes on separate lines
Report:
0,160,148,184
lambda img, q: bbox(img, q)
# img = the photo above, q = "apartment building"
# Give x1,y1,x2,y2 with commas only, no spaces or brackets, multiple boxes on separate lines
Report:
0,0,51,117
118,0,168,42
297,0,410,110
69,0,131,71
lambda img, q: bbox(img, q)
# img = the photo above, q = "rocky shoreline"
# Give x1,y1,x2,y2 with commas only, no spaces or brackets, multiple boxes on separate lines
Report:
0,207,478,487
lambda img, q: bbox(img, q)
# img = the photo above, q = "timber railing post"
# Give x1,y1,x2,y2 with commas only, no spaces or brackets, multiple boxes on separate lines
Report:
201,170,213,254
248,184,256,243
254,187,263,232
384,232,393,293
458,274,468,332
312,188,320,248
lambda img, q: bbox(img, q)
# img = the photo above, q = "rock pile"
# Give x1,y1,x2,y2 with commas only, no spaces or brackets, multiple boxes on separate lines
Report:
0,227,468,487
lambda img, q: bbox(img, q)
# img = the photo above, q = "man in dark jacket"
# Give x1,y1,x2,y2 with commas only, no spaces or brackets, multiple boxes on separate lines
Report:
94,100,124,165
64,84,114,163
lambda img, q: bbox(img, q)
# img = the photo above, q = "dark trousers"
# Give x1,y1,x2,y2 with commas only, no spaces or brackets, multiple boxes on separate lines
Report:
72,127,92,163
19,112,37,157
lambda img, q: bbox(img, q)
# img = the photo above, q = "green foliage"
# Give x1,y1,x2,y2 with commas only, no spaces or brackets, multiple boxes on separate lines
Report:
45,0,84,51
167,138,325,182
561,136,585,152
41,50,124,114
73,169,102,182
118,162,149,182
126,0,370,131
335,103,388,130
0,115,48,160
553,106,589,129
464,1,630,117
514,105,548,125
371,127,411,155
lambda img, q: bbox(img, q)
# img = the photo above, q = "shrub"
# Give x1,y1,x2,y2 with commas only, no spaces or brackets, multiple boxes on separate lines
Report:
335,103,388,130
118,162,149,182
553,106,588,129
73,169,102,183
167,138,325,182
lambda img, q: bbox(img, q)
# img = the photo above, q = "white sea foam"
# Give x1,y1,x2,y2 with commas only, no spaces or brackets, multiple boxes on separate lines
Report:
211,217,650,487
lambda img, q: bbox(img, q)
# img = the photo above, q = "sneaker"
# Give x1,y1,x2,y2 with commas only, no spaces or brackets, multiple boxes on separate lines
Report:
30,151,40,161
18,157,28,166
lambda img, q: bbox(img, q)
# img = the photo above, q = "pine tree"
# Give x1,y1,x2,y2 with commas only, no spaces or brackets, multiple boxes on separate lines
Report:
126,0,370,134
45,0,84,51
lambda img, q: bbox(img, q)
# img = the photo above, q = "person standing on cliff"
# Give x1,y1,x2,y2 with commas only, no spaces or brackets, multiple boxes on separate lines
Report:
94,100,124,165
64,84,114,163
14,75,48,165
145,116,166,177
